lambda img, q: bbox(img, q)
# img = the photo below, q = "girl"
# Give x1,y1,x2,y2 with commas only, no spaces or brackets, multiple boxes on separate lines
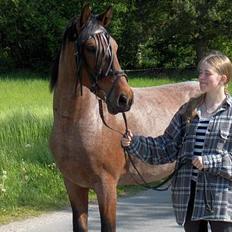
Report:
121,51,232,232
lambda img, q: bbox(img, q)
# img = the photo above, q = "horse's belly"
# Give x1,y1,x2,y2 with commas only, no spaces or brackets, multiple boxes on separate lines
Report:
119,160,175,185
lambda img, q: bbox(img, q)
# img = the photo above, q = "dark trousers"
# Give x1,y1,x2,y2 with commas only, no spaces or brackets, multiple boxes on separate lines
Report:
184,181,232,232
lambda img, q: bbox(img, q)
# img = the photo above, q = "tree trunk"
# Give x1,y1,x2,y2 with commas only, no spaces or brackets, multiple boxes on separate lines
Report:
195,38,208,64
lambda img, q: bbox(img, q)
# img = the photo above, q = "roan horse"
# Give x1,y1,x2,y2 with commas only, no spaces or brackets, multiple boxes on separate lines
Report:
50,5,200,232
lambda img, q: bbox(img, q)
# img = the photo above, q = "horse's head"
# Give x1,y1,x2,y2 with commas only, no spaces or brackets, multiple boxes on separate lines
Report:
59,4,134,115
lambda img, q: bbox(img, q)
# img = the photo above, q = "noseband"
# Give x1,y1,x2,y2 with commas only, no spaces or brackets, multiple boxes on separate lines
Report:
75,16,127,101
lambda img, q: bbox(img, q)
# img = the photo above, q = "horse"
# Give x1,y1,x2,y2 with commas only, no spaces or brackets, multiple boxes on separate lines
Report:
49,4,200,232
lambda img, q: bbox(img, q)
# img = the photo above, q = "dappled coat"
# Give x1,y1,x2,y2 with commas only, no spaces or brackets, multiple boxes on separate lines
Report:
125,95,232,225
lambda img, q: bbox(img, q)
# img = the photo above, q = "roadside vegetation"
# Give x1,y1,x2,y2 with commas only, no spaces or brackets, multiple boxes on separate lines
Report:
0,74,64,224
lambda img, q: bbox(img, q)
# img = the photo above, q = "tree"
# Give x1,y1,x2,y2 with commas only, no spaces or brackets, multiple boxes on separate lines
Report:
0,0,232,70
163,0,232,62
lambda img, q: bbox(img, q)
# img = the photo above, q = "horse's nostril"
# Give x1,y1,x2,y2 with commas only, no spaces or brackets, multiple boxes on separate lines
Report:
118,94,128,107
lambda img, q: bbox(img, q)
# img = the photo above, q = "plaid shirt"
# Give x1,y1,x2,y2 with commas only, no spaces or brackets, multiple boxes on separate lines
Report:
125,95,232,225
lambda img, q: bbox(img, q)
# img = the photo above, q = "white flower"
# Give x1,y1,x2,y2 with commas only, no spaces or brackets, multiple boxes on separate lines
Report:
2,170,7,175
0,184,6,193
25,144,32,148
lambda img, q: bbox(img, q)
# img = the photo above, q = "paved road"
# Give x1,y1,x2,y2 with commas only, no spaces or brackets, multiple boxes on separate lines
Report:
0,189,184,232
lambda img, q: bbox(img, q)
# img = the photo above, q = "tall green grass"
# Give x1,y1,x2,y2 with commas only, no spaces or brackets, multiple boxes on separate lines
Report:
0,77,69,223
1,72,231,224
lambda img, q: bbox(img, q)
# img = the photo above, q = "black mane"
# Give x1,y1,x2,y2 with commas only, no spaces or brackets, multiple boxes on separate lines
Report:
50,17,79,92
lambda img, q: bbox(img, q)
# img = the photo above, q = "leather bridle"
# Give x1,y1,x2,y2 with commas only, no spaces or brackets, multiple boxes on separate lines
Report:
74,15,130,139
75,16,127,102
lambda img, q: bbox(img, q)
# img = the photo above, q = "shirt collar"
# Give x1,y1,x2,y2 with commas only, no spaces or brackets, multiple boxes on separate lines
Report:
224,94,232,107
196,94,232,119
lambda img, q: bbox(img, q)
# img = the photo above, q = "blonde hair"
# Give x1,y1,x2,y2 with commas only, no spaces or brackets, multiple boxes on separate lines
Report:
183,51,232,123
198,51,232,85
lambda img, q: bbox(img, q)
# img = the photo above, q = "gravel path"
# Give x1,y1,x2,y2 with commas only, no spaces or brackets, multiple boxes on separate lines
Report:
0,189,183,232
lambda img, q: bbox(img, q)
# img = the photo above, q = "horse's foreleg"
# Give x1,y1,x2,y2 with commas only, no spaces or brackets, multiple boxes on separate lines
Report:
95,176,117,232
64,178,89,232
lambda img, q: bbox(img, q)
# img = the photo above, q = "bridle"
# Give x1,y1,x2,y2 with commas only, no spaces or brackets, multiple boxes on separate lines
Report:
75,16,127,103
73,15,130,139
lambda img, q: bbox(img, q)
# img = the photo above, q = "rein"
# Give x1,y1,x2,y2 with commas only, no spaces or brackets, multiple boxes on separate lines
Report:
98,99,126,135
97,99,213,208
98,100,187,191
126,156,189,191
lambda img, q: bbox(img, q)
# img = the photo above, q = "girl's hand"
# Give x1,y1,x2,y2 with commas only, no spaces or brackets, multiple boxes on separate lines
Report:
121,130,133,147
192,156,204,170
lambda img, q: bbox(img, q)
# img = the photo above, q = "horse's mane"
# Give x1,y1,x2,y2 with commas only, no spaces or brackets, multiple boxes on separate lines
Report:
50,17,79,92
50,51,60,92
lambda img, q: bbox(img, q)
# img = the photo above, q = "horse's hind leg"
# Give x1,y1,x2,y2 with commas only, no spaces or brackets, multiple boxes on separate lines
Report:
95,177,117,232
64,178,89,232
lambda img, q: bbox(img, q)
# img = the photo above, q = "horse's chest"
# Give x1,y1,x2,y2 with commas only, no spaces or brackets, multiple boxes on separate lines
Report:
55,114,102,151
75,115,101,145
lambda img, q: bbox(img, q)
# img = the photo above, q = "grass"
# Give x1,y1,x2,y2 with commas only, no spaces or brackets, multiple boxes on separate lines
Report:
0,77,69,224
1,71,231,224
128,71,197,86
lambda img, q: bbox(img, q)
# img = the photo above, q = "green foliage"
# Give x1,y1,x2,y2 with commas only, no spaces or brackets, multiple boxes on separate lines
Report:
0,0,69,71
0,1,232,71
154,0,231,66
0,77,68,223
131,0,232,68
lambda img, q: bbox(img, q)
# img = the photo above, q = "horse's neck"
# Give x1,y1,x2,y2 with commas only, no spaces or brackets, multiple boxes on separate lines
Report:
53,43,96,120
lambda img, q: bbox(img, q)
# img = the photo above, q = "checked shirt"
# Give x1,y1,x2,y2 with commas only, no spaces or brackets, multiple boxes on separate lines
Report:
125,95,232,225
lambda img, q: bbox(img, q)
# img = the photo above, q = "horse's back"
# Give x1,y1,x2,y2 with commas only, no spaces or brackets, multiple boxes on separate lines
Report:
128,81,200,136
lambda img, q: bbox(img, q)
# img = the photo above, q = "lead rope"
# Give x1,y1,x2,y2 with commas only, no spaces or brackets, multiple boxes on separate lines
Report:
100,98,214,210
122,110,190,191
99,100,187,191
98,99,123,135
122,112,170,190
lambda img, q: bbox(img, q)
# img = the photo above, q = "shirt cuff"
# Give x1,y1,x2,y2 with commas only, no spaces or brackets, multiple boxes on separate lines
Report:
202,154,222,174
124,135,140,155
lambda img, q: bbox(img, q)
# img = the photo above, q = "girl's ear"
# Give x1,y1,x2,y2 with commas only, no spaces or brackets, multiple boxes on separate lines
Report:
221,74,229,85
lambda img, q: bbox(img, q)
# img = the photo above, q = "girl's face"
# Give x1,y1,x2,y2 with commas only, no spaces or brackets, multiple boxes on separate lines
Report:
198,62,226,93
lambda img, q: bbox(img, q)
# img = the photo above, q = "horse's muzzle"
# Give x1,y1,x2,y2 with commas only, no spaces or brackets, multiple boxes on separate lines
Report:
107,92,134,114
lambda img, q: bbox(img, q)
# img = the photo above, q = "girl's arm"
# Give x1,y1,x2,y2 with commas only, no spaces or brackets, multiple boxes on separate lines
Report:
124,105,186,165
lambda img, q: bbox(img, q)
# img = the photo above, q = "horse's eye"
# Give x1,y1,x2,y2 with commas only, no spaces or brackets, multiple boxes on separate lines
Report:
86,46,96,53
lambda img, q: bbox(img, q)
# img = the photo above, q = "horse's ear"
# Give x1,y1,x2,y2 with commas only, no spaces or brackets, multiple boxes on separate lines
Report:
80,3,92,27
97,6,112,27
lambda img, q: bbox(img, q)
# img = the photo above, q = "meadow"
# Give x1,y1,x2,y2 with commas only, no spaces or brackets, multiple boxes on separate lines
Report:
0,71,223,224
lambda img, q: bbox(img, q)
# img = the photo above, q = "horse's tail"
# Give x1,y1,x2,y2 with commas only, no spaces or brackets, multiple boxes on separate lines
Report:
50,51,60,92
